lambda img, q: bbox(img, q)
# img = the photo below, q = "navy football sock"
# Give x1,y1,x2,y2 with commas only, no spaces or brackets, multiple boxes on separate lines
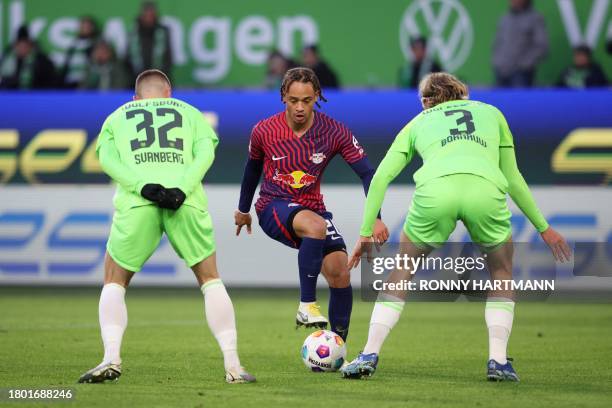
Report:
298,238,325,302
329,285,353,341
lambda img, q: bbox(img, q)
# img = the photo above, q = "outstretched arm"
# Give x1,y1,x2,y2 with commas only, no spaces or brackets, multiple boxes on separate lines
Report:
348,157,381,218
499,147,548,232
496,109,570,262
496,107,547,232
500,147,571,261
359,151,411,236
348,150,411,269
359,121,415,236
338,130,388,241
349,156,388,243
348,121,416,269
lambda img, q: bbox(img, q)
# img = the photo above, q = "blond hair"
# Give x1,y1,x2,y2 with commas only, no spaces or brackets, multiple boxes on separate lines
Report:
418,72,469,109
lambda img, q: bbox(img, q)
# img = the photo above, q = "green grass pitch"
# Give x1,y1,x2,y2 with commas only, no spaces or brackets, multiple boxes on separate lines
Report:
1,287,611,408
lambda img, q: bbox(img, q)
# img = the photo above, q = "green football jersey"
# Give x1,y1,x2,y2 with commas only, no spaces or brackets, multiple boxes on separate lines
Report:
96,97,218,211
390,99,513,192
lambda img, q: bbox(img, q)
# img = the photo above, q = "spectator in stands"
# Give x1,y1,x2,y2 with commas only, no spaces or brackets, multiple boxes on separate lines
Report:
302,45,339,88
557,45,608,88
0,25,56,89
60,16,99,88
80,40,129,90
264,50,294,89
126,1,172,80
398,36,441,88
492,0,548,87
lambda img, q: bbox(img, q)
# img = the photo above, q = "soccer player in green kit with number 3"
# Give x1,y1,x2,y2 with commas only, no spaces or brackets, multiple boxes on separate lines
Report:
341,73,571,381
78,69,255,384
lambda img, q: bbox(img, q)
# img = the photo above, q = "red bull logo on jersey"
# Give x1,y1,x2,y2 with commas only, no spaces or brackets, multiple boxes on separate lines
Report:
273,170,317,189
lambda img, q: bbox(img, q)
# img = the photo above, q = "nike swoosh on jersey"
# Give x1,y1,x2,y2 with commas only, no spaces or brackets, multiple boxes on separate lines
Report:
272,155,287,161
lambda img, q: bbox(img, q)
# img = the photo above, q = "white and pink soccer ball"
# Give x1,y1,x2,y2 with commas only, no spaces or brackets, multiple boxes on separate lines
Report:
301,330,346,372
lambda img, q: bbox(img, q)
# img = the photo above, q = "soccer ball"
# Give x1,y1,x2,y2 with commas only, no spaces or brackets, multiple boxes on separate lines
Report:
301,330,346,372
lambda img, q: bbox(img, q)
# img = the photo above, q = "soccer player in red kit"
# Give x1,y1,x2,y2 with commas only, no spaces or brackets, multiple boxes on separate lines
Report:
234,68,388,340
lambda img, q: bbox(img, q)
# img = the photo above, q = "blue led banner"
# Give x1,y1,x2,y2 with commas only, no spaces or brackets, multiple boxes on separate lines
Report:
0,90,610,184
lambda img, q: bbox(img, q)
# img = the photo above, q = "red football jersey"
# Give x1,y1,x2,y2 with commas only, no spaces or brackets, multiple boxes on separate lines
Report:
249,111,365,213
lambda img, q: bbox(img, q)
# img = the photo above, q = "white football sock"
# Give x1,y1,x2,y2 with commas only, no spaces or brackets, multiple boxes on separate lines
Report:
363,294,405,355
201,279,241,371
485,297,515,365
99,283,127,365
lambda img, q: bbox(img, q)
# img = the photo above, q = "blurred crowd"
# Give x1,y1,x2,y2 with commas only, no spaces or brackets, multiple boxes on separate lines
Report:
0,0,609,91
0,2,171,91
401,0,610,89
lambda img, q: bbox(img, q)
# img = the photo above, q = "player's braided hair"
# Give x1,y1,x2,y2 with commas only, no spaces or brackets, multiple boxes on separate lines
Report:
418,72,469,109
280,67,327,107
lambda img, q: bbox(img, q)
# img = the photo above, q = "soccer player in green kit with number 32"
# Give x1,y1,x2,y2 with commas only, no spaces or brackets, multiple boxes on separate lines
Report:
78,69,255,384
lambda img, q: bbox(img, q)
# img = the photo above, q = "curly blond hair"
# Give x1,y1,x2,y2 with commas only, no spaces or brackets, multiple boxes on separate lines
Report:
418,72,469,109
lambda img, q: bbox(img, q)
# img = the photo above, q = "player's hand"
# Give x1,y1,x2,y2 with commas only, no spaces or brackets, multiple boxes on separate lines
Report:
372,219,389,245
348,235,375,269
158,188,186,210
234,210,252,236
141,183,167,203
540,227,572,262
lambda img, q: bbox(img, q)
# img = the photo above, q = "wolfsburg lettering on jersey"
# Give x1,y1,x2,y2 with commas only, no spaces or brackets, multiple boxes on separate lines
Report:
122,99,184,111
441,132,487,148
134,151,184,164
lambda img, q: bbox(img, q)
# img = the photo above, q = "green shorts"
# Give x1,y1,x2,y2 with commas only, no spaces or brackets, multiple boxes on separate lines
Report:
107,204,216,272
404,174,512,247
